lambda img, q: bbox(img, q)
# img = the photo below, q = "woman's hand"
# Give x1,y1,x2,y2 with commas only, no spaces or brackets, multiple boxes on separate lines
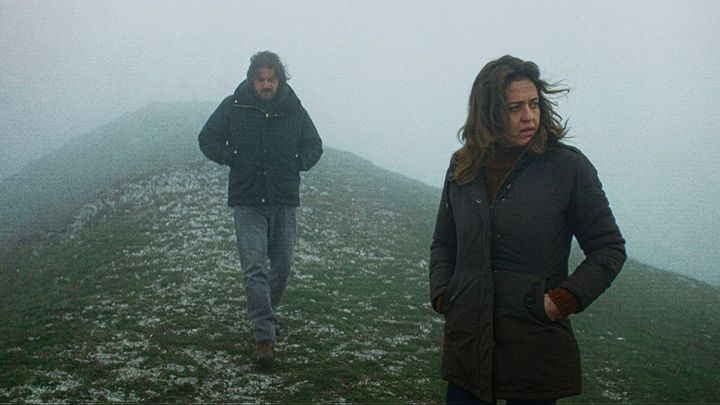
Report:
544,294,563,321
433,295,443,313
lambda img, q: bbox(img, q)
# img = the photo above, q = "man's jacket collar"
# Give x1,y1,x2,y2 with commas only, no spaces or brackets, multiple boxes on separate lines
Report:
232,80,300,115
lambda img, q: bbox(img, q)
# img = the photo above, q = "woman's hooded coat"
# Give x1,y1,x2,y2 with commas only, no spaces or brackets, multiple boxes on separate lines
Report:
429,142,626,401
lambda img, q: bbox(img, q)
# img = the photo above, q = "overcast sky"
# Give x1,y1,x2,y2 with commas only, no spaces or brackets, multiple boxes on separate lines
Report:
2,0,719,283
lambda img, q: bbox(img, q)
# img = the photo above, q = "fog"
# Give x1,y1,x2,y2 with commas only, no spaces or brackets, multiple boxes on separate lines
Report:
2,0,719,284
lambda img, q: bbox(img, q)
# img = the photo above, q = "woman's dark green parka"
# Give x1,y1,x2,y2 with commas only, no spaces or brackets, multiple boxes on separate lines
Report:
429,142,626,401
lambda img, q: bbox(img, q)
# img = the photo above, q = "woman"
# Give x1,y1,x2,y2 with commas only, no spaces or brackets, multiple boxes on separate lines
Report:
429,55,626,404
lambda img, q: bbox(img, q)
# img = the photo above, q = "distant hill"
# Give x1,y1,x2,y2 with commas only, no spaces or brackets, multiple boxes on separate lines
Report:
0,103,718,402
0,101,216,258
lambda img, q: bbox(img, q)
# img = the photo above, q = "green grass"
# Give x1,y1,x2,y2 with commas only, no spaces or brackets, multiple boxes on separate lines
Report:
568,258,720,403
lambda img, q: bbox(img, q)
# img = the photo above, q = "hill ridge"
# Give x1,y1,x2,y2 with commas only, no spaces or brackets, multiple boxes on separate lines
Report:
0,101,216,257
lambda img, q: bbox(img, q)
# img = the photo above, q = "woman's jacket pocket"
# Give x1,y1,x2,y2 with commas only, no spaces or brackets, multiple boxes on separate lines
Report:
493,270,550,324
443,272,484,332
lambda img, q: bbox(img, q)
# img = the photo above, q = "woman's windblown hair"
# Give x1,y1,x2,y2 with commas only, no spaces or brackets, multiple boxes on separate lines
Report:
453,55,568,185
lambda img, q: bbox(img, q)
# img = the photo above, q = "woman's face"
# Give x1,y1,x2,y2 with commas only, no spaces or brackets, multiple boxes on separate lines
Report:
501,79,540,147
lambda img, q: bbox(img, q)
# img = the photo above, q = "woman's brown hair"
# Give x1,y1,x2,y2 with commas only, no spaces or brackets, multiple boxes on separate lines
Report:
453,55,568,185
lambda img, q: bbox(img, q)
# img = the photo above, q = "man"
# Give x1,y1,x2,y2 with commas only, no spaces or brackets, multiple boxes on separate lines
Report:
198,51,323,368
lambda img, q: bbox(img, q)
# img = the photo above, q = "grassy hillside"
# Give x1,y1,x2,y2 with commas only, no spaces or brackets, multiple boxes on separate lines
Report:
1,146,718,403
1,102,718,402
0,101,215,258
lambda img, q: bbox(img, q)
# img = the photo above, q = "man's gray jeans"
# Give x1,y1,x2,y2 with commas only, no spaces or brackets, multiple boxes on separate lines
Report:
234,205,296,342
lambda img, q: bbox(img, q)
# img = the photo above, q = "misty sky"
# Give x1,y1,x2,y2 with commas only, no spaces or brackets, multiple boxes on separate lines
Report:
2,0,719,283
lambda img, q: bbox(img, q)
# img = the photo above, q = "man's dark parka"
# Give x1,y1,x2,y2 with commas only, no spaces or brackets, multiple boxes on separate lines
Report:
429,142,626,401
198,80,322,206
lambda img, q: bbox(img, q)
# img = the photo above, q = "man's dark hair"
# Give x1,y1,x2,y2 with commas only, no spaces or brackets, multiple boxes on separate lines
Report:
246,51,290,84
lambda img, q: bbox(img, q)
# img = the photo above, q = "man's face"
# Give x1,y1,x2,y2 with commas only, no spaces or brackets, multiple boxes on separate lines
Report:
253,67,279,101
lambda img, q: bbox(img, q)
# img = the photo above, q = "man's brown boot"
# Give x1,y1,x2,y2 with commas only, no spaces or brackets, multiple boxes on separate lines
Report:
255,340,275,368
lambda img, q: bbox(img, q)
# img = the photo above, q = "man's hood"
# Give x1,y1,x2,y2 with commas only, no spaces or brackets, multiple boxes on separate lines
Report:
232,80,302,114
